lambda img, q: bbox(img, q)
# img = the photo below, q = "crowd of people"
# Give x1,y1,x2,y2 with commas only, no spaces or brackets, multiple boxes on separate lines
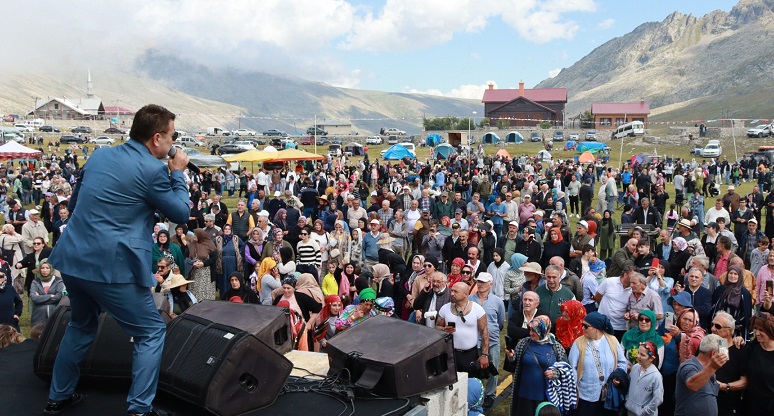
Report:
3,132,774,415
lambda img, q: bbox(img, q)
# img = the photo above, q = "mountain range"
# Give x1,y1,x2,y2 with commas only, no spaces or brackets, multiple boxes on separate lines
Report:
538,0,774,121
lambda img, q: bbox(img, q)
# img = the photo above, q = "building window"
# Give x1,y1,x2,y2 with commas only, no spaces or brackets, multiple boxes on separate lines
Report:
600,118,612,126
54,103,59,110
632,117,645,123
616,118,628,126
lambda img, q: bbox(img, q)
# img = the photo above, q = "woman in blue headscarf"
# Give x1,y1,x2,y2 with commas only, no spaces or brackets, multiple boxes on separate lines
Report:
505,253,528,321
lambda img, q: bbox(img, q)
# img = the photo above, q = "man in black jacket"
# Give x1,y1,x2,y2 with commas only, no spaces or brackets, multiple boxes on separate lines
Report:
633,197,662,229
579,179,594,217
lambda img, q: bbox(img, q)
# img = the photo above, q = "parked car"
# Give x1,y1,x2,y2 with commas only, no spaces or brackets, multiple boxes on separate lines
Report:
331,137,343,145
568,132,579,141
71,126,92,134
747,124,773,138
387,135,399,145
91,136,115,145
366,136,383,144
14,124,34,132
701,141,722,158
59,135,86,144
306,127,328,136
316,136,330,145
262,129,286,137
552,130,564,141
218,142,254,155
530,132,541,142
233,129,257,136
585,130,597,141
104,127,127,134
384,127,406,136
300,136,313,145
177,136,205,147
39,125,60,133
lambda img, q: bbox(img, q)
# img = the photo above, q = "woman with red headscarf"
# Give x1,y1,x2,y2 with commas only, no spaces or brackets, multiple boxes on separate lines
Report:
447,258,465,287
314,295,343,350
555,300,586,351
541,227,571,270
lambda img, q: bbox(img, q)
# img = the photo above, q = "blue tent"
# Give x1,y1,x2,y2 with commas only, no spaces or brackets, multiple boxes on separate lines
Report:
432,143,457,160
382,143,415,160
506,132,524,143
563,140,577,151
426,133,442,147
482,132,501,144
576,142,607,153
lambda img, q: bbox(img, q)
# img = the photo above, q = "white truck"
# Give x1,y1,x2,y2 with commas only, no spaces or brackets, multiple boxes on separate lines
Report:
206,127,230,136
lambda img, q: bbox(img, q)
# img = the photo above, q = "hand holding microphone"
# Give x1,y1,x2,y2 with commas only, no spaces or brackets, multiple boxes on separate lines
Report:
167,146,198,174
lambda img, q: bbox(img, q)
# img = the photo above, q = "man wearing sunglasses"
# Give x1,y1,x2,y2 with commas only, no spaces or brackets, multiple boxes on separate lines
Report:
436,282,489,375
45,104,190,416
414,258,450,328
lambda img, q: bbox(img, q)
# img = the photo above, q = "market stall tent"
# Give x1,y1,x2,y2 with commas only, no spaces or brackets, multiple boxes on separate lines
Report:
0,141,42,161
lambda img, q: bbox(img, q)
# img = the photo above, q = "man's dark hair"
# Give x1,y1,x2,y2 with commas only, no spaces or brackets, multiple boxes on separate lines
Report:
129,104,176,143
718,235,733,251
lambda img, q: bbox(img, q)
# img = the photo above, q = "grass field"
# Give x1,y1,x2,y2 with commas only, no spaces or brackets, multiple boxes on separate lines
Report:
10,135,770,415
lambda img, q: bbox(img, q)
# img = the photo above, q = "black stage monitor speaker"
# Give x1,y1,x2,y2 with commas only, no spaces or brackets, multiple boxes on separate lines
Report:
33,300,171,381
159,312,293,416
326,315,457,398
180,300,293,354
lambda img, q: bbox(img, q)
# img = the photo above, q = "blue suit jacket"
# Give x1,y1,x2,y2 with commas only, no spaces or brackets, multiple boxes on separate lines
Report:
48,139,190,287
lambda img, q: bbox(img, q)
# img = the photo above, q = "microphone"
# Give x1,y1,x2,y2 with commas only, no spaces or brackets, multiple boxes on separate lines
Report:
167,146,201,174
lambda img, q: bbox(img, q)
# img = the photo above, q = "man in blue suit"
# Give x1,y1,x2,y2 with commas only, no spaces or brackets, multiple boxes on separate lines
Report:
44,104,190,416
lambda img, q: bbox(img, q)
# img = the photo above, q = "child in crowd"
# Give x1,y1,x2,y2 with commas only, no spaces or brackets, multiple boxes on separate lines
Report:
665,203,679,229
750,236,770,277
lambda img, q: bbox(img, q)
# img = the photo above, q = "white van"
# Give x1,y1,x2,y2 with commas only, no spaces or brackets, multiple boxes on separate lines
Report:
612,121,645,139
399,142,416,155
177,136,205,147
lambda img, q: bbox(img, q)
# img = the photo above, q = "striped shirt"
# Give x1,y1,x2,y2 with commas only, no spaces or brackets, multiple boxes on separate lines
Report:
296,240,321,267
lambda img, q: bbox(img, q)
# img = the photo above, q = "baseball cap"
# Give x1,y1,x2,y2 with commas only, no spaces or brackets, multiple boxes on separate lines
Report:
578,220,589,229
455,208,463,214
475,273,493,283
274,191,281,197
369,219,380,225
509,221,519,227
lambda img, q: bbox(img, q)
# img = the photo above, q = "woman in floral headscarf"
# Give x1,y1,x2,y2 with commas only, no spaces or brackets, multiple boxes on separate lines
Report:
261,227,294,263
555,300,587,351
187,229,217,301
504,315,568,416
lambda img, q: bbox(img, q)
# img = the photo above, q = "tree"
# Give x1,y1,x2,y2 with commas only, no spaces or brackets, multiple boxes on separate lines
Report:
456,118,473,130
423,116,459,131
539,121,553,129
580,110,595,129
478,118,490,129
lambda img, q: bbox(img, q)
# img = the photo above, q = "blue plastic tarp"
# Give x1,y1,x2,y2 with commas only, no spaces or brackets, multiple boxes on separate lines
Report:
382,144,416,160
576,142,607,153
426,134,442,147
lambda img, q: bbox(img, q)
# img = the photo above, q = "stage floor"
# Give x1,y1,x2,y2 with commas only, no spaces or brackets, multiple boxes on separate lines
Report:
0,340,417,416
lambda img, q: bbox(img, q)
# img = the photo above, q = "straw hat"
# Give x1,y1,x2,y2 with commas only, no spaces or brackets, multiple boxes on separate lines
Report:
162,274,194,291
520,262,543,275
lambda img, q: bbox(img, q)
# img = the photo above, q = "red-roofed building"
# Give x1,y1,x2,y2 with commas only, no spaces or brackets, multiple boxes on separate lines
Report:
102,106,134,116
482,82,567,127
590,102,650,129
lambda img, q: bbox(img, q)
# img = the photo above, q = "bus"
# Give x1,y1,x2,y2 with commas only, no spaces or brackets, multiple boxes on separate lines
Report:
612,121,645,139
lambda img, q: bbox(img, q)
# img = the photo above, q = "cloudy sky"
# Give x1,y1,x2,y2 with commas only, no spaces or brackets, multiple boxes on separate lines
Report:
11,0,738,99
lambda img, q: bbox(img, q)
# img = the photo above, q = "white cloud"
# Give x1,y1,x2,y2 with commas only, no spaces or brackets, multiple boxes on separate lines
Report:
548,68,562,78
597,18,615,29
404,81,497,99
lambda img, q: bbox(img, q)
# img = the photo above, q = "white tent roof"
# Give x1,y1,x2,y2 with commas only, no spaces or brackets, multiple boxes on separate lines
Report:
536,149,552,160
0,141,42,160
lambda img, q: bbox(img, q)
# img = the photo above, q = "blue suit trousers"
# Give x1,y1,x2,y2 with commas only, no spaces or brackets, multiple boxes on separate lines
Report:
49,274,166,414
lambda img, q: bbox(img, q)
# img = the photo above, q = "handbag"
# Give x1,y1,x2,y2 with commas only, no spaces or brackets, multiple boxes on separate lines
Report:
312,320,328,341
329,248,341,259
0,236,15,265
590,342,608,401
